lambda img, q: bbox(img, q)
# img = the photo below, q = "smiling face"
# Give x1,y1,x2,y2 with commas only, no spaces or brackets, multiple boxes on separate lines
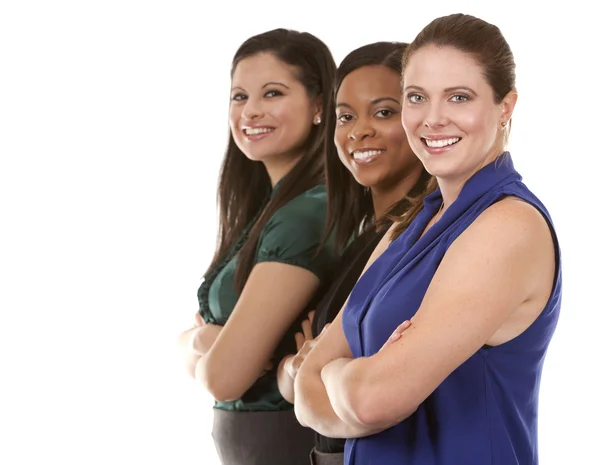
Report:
334,65,422,193
401,45,516,183
228,52,320,165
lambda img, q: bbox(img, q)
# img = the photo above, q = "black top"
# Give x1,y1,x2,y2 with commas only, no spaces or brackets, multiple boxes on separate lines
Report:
311,224,390,454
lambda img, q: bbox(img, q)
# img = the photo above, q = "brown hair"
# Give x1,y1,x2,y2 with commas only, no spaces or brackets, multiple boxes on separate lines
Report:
390,13,516,240
206,29,336,291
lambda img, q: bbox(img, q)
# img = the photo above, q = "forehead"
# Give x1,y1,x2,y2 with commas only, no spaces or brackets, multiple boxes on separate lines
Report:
403,45,487,91
337,65,402,101
232,52,299,88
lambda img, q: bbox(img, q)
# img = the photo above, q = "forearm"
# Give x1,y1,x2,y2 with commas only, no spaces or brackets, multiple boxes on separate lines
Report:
322,357,399,433
194,341,263,402
321,358,357,425
294,365,378,439
194,355,220,398
277,355,295,404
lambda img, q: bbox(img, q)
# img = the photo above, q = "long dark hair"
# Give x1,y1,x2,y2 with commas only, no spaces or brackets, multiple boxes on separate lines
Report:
206,28,336,292
323,41,430,253
390,13,516,241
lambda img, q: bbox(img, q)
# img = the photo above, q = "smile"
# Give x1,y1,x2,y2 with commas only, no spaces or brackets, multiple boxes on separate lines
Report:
243,127,275,135
352,149,384,163
422,137,461,148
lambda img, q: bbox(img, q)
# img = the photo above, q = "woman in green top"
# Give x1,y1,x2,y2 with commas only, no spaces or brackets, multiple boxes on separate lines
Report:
177,29,337,465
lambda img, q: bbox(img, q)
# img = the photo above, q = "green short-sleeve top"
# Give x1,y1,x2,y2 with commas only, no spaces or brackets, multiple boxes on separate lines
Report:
197,184,336,412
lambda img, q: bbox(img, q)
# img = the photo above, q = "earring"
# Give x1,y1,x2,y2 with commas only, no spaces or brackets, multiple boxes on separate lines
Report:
315,116,321,125
500,121,507,128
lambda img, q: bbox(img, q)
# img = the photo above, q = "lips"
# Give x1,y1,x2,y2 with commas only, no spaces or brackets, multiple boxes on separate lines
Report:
243,127,275,136
351,148,385,164
241,126,276,142
421,137,461,148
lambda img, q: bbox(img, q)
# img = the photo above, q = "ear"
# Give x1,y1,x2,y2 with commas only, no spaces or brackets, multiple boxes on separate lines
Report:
313,94,323,125
499,89,518,127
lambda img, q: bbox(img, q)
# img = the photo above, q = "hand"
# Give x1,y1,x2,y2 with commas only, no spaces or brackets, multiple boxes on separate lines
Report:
284,311,329,380
296,310,316,351
259,359,274,377
378,320,412,352
192,321,223,356
193,311,205,328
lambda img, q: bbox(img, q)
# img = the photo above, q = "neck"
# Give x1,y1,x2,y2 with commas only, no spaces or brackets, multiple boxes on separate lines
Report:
371,167,424,221
263,154,303,188
437,149,505,212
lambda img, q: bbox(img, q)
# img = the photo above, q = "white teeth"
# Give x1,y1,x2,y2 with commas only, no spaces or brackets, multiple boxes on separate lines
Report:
353,150,383,161
245,127,274,135
424,137,460,148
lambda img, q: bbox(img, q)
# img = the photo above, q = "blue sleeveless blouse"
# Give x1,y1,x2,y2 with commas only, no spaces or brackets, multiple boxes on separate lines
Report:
342,154,561,465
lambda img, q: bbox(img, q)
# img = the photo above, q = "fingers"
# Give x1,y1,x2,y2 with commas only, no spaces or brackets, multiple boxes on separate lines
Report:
193,312,205,328
393,320,412,336
294,331,306,352
314,323,330,342
379,320,412,352
301,318,313,341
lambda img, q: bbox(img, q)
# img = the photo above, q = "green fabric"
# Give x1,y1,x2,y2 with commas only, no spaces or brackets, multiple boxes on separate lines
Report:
205,184,336,411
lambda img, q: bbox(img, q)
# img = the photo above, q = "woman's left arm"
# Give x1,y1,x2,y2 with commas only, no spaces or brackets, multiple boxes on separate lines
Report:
321,198,556,427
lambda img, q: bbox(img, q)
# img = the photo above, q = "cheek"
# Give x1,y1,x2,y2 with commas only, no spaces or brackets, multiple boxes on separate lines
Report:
228,106,240,129
334,127,347,154
401,109,421,134
454,106,494,136
384,125,409,151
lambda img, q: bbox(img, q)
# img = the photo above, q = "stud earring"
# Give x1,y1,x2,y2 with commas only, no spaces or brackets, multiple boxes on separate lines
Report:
500,121,507,128
315,116,321,125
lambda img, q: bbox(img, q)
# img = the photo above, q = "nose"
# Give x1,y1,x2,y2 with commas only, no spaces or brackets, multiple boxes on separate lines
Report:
349,119,375,141
241,96,265,121
424,101,449,129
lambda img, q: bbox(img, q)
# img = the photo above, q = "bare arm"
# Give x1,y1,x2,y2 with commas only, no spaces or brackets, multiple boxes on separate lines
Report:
319,198,556,427
194,261,320,402
294,227,397,438
294,309,373,438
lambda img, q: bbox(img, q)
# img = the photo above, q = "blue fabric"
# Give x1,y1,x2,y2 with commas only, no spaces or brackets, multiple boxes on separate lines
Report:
342,154,561,465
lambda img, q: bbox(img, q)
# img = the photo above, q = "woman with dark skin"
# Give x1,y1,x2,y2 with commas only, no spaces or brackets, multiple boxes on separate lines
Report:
276,41,429,465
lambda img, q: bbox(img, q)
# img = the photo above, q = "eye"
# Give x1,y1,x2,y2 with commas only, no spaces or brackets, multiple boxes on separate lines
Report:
231,93,247,101
337,114,354,123
265,90,283,98
449,94,470,103
406,93,424,104
374,109,396,118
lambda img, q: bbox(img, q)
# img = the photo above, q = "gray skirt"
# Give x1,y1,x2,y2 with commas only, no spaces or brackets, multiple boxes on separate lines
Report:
212,408,314,465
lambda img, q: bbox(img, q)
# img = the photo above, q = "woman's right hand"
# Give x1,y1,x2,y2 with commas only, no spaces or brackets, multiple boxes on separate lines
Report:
190,312,223,356
284,311,329,380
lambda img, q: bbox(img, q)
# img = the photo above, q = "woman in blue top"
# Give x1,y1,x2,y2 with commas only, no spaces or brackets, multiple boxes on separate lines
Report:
295,14,561,465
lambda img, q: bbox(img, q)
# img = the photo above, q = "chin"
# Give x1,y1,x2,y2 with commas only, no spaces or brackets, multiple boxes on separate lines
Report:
240,149,273,163
351,172,377,188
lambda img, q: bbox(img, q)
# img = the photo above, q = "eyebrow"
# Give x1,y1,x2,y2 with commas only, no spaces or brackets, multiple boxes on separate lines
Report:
231,81,290,93
262,81,290,89
405,85,479,96
336,96,401,109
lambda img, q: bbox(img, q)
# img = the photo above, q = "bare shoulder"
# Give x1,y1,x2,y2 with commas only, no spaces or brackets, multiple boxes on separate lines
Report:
467,196,553,248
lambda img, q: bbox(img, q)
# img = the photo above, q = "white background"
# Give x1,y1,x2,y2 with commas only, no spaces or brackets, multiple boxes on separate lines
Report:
1,1,597,464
